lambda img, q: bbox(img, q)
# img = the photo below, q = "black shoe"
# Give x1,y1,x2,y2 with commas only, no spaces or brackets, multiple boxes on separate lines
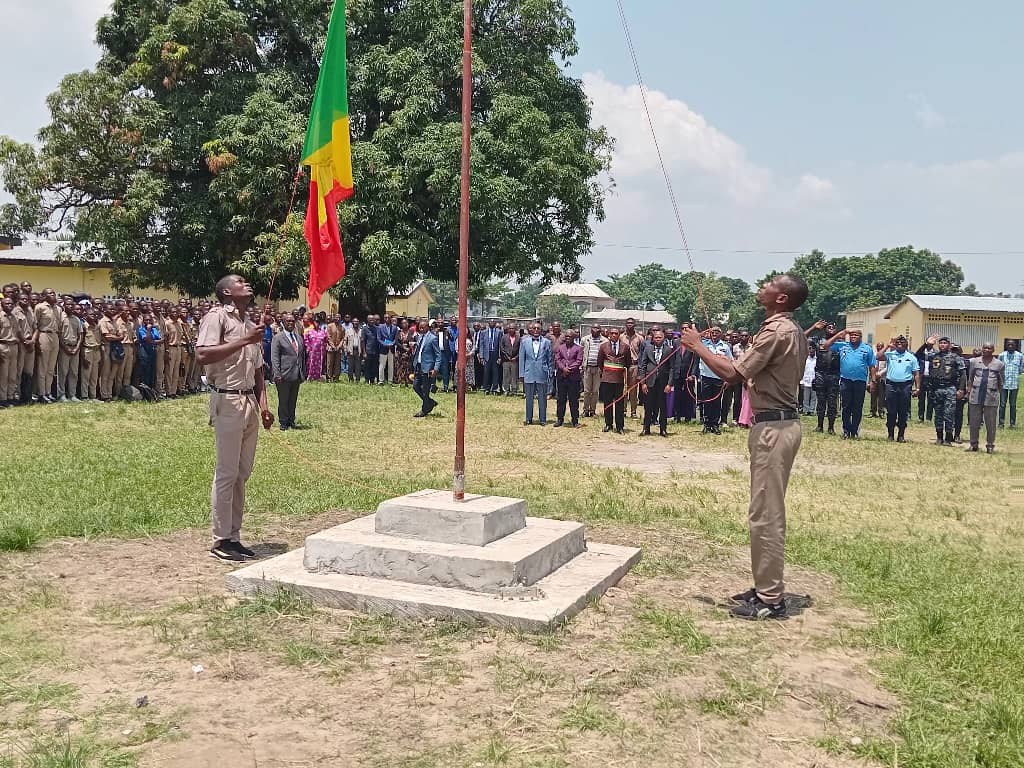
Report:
552,421,563,428
730,587,757,604
413,412,425,417
729,596,787,621
229,541,258,559
280,425,289,431
639,429,650,436
986,446,994,454
602,425,611,432
210,541,245,562
965,444,979,452
814,426,823,433
615,428,624,434
659,430,668,437
827,428,836,435
524,420,533,426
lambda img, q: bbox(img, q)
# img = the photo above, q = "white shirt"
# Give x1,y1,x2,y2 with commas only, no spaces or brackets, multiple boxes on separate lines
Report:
801,355,816,387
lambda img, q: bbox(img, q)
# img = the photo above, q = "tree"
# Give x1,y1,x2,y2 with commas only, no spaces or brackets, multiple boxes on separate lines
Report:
782,246,968,326
500,280,546,317
0,0,612,307
536,293,582,328
596,263,685,309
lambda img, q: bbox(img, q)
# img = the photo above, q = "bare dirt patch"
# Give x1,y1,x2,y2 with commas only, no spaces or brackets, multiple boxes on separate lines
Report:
2,514,894,768
575,434,747,474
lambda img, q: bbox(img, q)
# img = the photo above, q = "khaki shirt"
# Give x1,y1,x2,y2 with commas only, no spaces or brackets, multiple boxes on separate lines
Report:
164,317,182,346
196,304,263,389
60,313,83,347
13,306,34,338
83,323,103,349
116,316,136,345
733,312,807,412
98,316,118,344
34,302,61,334
0,311,16,343
178,319,192,348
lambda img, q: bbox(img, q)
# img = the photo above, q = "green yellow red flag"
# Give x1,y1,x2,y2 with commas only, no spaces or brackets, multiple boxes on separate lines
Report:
302,0,354,308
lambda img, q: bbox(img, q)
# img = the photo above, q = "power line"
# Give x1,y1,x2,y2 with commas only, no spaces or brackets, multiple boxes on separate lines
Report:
592,244,1024,257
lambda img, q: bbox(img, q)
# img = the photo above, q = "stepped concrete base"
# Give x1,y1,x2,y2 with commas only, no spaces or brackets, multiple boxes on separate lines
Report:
304,515,585,593
226,542,641,630
375,489,526,546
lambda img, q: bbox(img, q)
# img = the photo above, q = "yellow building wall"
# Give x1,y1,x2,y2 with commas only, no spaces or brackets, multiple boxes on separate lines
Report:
0,263,188,301
887,303,925,347
885,302,1024,351
844,305,897,345
386,286,432,319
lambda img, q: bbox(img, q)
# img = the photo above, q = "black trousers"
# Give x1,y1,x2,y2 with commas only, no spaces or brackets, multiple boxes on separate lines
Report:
364,353,379,383
138,347,156,389
839,378,867,436
600,381,625,431
886,380,913,432
816,374,839,423
277,378,301,427
700,376,725,428
674,379,696,419
413,368,437,414
720,382,734,424
556,376,581,424
955,396,966,438
917,383,933,420
483,352,500,392
347,353,362,382
644,385,669,432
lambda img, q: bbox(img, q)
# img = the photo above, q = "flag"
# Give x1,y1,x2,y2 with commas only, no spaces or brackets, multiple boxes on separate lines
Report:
302,0,354,309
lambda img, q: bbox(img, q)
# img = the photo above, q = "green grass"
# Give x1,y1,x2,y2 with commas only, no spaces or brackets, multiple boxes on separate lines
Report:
3,381,1024,766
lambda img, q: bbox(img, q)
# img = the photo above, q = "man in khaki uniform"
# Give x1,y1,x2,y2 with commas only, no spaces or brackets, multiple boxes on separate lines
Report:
115,304,135,395
0,297,18,406
57,300,83,402
151,302,167,394
681,274,809,620
196,274,273,562
80,309,103,400
33,288,63,401
164,306,183,397
14,292,36,403
622,318,644,419
98,306,122,400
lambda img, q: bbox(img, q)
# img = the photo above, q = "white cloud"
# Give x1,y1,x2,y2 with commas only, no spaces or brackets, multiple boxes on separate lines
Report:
583,71,771,204
795,173,836,202
909,92,946,130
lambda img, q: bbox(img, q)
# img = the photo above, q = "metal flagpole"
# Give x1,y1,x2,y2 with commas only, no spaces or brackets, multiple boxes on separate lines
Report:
453,0,472,501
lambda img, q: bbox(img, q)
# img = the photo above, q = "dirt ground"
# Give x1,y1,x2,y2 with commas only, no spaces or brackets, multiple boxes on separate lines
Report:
3,504,895,768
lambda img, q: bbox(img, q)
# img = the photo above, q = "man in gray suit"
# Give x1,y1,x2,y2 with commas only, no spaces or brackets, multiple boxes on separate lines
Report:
518,321,552,425
412,319,441,417
271,315,306,430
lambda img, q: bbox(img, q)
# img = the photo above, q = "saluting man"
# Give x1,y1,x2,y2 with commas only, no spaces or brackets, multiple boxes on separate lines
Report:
196,275,274,562
681,274,809,620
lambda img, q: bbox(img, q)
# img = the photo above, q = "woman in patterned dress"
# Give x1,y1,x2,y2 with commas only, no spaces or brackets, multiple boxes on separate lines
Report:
304,312,328,381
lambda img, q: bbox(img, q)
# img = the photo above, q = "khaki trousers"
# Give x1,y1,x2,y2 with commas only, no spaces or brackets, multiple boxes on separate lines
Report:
115,344,135,394
81,347,100,398
210,393,260,543
165,346,182,395
747,419,802,602
57,348,80,399
154,344,166,394
0,341,16,401
968,403,997,450
583,366,601,414
34,332,59,397
626,366,639,415
99,345,122,399
378,349,395,383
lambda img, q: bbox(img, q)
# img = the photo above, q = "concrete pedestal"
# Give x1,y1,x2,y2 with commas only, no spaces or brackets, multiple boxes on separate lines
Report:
227,490,640,630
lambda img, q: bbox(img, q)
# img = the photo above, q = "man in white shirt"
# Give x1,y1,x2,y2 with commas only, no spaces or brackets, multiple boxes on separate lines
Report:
799,346,817,415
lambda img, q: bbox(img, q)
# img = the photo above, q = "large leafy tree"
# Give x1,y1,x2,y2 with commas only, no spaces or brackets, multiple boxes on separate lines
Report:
0,0,612,307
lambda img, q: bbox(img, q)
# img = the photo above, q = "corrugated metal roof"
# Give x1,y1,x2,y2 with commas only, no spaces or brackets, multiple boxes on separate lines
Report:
582,308,677,323
539,282,612,299
0,239,109,264
902,295,1024,314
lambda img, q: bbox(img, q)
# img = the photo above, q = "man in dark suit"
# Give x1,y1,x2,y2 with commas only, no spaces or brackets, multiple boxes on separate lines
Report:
412,319,441,417
271,315,305,430
499,323,521,395
638,326,680,436
477,318,503,394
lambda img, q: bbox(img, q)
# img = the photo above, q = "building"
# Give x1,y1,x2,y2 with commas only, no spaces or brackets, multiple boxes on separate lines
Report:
0,240,185,301
0,236,23,251
537,283,616,315
581,308,677,333
386,280,434,318
882,295,1024,351
842,303,897,345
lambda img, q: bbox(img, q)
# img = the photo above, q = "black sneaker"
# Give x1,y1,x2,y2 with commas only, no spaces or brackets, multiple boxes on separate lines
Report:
730,587,757,604
730,596,787,621
210,541,244,562
229,541,258,559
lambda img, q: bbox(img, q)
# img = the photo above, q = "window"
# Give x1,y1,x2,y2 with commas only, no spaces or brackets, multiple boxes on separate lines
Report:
924,322,999,350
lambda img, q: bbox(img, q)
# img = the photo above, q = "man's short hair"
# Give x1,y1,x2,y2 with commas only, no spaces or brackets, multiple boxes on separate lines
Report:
215,275,240,304
774,274,809,311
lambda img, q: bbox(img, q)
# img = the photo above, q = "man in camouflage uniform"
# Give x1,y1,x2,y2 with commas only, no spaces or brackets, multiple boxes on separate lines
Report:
929,336,966,446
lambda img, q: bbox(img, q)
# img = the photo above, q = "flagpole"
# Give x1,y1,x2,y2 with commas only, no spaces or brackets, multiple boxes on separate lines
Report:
453,0,472,502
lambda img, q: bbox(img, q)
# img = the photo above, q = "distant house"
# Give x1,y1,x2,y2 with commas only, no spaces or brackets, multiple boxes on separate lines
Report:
581,308,677,333
842,303,898,345
878,295,1024,350
0,239,184,302
386,280,434,319
537,283,616,315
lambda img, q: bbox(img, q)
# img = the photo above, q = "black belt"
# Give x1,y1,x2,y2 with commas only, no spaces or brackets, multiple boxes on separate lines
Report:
753,409,799,424
213,387,255,395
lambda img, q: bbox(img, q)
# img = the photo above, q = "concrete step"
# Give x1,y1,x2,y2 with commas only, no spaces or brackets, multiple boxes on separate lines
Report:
374,489,526,546
303,514,586,593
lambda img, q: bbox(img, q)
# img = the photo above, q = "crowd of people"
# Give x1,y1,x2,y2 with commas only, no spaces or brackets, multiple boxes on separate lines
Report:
3,278,1018,456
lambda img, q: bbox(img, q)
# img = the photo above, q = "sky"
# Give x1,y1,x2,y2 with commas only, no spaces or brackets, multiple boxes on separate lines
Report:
1,0,1022,292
